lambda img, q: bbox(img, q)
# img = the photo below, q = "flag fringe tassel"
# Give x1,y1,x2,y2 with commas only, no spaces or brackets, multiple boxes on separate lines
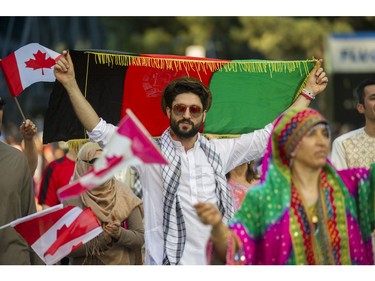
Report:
85,51,316,79
74,51,317,139
67,139,89,155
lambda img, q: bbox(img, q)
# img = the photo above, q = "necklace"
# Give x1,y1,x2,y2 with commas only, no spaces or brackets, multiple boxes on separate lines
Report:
292,178,320,228
306,202,319,233
312,215,318,224
291,171,337,264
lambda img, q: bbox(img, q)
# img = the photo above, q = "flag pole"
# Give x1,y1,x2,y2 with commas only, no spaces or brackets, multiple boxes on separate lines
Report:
0,222,11,230
0,204,64,230
13,97,26,121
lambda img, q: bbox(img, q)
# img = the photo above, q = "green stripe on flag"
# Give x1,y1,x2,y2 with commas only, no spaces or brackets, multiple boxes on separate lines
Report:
204,60,315,135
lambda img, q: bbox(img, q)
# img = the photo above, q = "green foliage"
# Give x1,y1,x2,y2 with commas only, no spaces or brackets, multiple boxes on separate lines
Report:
100,17,373,60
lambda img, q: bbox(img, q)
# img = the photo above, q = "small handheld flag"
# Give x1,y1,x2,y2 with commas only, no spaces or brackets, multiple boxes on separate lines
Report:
0,204,102,265
57,108,168,200
0,43,61,97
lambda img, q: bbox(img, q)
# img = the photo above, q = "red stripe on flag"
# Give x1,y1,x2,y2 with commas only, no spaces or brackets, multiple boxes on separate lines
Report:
0,53,23,97
119,109,168,164
14,205,75,245
44,208,101,257
121,54,222,137
57,179,92,201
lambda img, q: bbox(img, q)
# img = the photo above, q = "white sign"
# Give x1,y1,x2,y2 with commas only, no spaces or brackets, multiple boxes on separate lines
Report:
328,33,375,73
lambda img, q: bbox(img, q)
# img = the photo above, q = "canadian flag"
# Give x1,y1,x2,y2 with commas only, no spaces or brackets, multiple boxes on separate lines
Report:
0,204,102,265
0,43,62,97
58,108,169,200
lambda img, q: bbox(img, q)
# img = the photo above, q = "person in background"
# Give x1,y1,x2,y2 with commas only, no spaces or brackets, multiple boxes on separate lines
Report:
114,166,143,199
0,97,43,265
195,107,375,265
1,98,40,211
20,119,39,176
63,142,144,265
331,78,375,170
54,51,328,265
38,140,87,210
37,139,88,265
2,115,39,176
19,118,41,211
225,160,260,211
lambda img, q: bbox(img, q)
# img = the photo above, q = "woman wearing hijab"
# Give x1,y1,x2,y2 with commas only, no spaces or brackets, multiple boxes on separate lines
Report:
195,107,375,265
63,142,144,265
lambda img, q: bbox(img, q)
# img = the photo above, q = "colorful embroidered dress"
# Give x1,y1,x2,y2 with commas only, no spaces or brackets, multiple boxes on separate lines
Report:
227,178,260,212
224,108,375,265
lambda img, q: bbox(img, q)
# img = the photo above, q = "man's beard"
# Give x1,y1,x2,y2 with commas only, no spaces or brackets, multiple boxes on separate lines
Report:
170,117,203,139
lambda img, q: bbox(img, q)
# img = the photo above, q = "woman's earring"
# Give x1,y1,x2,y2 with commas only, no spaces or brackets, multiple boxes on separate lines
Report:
290,151,296,158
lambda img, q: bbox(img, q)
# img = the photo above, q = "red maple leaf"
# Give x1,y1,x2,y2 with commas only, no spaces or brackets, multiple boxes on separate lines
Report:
70,242,84,253
24,50,55,75
44,208,101,257
56,224,69,238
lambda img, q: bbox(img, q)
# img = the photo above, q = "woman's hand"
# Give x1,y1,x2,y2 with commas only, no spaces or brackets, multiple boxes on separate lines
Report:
103,213,121,241
194,202,223,227
194,202,231,262
20,119,37,140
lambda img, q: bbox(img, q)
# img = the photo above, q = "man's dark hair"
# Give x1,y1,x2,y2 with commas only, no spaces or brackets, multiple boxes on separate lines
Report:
161,76,212,115
355,78,375,105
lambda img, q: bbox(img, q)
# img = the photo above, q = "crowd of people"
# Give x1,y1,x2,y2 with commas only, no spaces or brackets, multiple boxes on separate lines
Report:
1,50,375,266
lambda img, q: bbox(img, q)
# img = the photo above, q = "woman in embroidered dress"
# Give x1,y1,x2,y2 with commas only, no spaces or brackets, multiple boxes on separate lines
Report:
63,142,144,265
195,107,375,265
226,160,260,211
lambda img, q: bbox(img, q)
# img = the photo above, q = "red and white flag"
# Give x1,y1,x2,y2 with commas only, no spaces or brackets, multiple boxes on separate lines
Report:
0,204,102,265
58,108,169,201
0,43,62,97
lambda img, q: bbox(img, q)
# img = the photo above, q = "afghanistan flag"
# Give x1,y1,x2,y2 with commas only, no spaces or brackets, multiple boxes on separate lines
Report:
43,49,316,144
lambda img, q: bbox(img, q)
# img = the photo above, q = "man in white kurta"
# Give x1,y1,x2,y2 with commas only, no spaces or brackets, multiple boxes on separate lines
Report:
330,78,375,170
331,127,375,170
88,118,272,264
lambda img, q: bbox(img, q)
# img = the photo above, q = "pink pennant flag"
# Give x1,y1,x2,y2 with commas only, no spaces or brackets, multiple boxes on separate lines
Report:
117,108,169,164
0,204,102,265
58,108,168,200
0,43,62,97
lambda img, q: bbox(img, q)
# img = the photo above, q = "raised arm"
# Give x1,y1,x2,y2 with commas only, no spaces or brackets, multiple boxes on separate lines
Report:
20,119,38,175
289,58,328,109
54,50,100,132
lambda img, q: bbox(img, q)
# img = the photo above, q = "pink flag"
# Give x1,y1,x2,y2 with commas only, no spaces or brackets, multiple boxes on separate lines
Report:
0,43,62,97
0,204,102,265
57,108,168,200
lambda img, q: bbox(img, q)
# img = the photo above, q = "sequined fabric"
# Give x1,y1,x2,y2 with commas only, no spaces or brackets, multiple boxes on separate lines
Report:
224,107,375,265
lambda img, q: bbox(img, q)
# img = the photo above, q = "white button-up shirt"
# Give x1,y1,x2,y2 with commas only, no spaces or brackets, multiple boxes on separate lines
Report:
88,118,272,265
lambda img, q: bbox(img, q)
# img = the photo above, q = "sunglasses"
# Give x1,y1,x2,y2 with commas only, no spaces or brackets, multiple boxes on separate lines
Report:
81,157,98,165
172,104,203,118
